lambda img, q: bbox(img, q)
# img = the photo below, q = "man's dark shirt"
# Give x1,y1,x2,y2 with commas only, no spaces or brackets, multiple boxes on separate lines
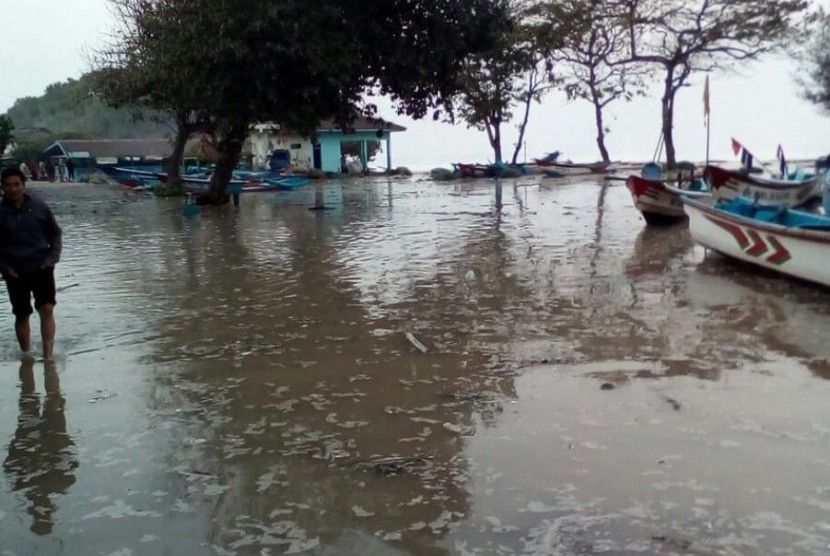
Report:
0,194,62,275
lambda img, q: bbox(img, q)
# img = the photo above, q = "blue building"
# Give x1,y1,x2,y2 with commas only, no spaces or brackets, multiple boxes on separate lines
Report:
249,116,406,173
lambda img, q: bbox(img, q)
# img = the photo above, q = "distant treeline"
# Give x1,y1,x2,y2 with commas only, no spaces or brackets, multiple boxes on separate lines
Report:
6,74,171,158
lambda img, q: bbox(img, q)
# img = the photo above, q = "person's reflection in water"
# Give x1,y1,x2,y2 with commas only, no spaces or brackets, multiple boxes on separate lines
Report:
3,358,77,535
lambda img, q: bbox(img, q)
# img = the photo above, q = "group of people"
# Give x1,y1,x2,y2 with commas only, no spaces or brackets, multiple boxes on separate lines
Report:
17,157,75,183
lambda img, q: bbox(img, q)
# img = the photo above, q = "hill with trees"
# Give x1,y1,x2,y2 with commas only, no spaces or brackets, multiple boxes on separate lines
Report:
6,74,170,140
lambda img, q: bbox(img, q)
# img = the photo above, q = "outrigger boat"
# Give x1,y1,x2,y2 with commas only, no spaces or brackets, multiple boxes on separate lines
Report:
682,195,830,288
99,166,160,190
541,160,613,177
703,165,818,207
626,162,701,225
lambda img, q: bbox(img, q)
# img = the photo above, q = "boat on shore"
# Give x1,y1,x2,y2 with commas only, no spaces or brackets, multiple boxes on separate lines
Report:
99,166,160,190
703,165,818,207
541,160,613,177
683,195,830,288
626,162,702,225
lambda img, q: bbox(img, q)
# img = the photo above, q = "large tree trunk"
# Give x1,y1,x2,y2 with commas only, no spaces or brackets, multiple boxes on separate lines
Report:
487,121,503,164
166,118,191,184
593,100,610,163
661,71,677,169
511,81,536,164
203,121,246,205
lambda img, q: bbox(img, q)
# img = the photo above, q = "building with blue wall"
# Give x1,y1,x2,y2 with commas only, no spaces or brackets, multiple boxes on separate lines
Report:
249,117,406,173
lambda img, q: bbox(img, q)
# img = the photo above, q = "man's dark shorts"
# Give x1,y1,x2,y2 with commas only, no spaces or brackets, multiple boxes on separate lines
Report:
5,268,56,317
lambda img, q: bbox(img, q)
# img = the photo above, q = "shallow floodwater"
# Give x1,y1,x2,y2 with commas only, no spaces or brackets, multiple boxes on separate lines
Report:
0,176,829,555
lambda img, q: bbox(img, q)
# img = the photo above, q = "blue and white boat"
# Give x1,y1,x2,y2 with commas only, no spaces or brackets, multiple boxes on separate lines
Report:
682,195,830,288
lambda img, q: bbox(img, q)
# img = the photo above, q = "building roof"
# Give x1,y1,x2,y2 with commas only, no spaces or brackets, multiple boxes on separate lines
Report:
46,137,253,159
48,139,178,159
316,116,406,133
251,116,406,134
13,127,54,143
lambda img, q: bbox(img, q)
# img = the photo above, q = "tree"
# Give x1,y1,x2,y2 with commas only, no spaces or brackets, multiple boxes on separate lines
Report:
800,8,830,114
509,62,554,164
99,0,512,202
0,115,13,155
614,0,809,168
533,0,646,163
7,76,166,138
454,14,534,164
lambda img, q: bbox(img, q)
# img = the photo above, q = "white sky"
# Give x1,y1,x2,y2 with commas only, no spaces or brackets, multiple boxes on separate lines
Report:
3,0,830,169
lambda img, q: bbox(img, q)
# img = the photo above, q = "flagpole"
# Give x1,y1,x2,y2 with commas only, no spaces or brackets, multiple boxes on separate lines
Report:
706,113,710,166
703,75,710,166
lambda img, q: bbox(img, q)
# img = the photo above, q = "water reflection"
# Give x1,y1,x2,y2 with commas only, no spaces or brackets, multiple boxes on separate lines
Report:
3,360,77,535
2,179,828,555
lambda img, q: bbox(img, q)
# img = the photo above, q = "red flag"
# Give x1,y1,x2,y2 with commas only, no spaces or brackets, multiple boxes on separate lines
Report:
731,138,742,156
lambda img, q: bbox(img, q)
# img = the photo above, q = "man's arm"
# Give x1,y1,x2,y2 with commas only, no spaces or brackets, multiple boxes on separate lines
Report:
41,204,62,268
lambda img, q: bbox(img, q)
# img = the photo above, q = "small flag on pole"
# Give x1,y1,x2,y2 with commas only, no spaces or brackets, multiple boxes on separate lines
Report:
731,138,754,172
703,76,710,126
777,144,787,177
741,149,753,171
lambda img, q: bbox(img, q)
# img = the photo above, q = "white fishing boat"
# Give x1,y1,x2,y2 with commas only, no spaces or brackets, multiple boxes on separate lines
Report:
683,195,830,288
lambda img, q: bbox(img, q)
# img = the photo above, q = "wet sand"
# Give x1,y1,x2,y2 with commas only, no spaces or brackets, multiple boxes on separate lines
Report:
0,177,828,555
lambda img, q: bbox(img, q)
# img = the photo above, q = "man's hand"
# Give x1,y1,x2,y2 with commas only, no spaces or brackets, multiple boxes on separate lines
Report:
40,260,55,270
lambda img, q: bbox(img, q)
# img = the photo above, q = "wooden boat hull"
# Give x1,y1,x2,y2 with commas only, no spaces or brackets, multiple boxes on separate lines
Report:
261,176,310,190
543,161,612,176
683,197,830,288
454,163,491,178
626,175,686,225
99,166,159,189
704,165,817,207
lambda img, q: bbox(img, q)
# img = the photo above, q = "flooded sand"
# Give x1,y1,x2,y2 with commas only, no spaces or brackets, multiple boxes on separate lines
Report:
0,176,828,555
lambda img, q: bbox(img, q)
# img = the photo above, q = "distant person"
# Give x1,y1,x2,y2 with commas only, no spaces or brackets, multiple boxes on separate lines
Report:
18,162,30,180
44,159,55,182
57,158,66,183
65,158,74,182
38,161,46,181
0,168,62,360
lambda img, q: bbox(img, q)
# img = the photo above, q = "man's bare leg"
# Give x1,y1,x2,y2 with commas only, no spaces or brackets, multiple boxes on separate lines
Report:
15,315,31,354
38,304,55,360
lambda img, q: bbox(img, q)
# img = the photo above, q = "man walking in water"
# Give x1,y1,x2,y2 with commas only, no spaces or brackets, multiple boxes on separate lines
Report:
0,168,62,359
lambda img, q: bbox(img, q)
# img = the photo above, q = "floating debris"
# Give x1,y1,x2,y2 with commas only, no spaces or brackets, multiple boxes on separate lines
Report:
405,331,429,354
352,455,434,476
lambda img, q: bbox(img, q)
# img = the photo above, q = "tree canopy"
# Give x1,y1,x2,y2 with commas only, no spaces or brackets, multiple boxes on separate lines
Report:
614,0,810,167
531,0,646,163
0,115,14,156
6,75,169,139
800,7,830,114
96,0,512,199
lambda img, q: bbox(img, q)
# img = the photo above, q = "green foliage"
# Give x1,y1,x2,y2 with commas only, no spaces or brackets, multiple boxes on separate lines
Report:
800,8,830,113
454,6,547,163
0,115,13,154
6,75,169,139
97,0,513,196
12,135,53,163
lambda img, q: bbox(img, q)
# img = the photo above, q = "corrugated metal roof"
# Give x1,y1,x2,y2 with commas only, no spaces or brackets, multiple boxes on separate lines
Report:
315,116,406,133
51,139,178,158
49,137,253,159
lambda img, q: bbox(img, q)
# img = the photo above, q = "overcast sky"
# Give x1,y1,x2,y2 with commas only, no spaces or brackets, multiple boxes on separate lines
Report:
4,0,830,169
